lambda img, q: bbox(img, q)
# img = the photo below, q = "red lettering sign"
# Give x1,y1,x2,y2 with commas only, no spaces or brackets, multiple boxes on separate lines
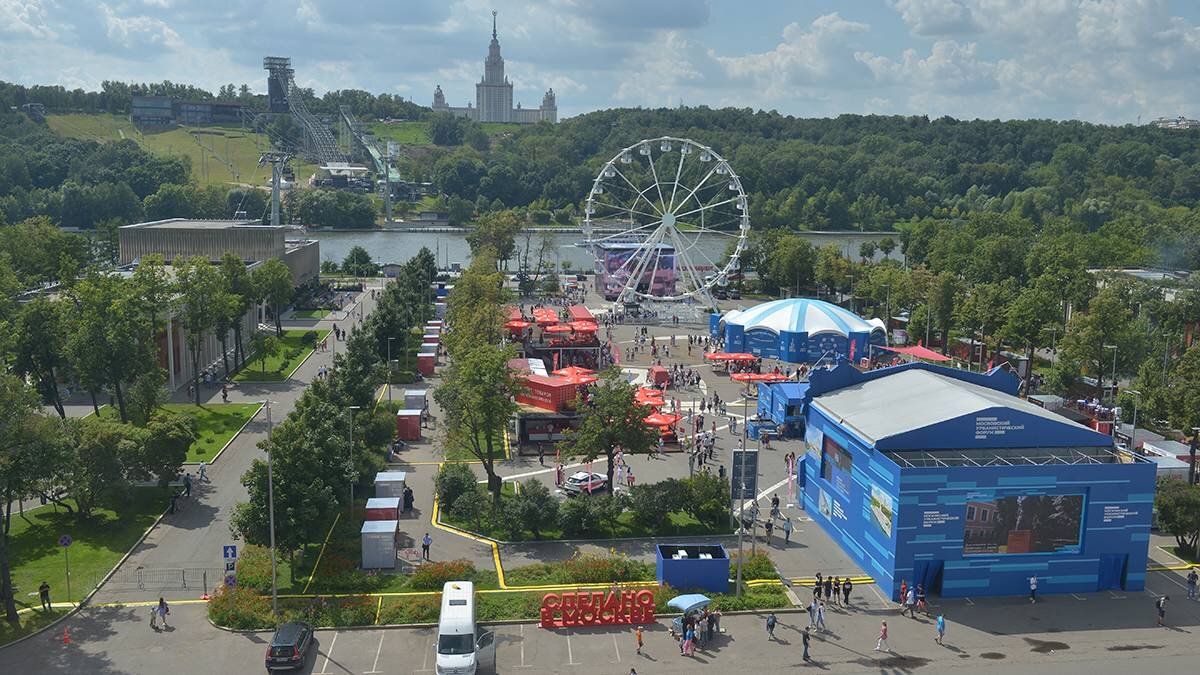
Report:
540,589,655,628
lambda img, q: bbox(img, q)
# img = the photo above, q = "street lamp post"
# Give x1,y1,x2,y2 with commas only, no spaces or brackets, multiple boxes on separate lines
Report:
387,337,396,409
347,405,361,507
882,283,891,343
1104,344,1117,404
735,394,749,598
264,401,278,615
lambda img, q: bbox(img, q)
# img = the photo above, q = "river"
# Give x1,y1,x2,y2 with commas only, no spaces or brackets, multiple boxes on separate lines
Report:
308,229,905,270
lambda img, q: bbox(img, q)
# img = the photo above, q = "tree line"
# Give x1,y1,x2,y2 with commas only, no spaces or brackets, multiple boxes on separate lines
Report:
230,248,437,576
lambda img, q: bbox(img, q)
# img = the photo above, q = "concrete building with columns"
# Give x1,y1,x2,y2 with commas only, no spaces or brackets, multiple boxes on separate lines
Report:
118,218,321,391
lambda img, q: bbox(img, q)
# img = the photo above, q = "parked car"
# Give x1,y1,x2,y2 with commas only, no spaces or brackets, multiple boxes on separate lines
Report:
561,471,608,496
265,621,314,671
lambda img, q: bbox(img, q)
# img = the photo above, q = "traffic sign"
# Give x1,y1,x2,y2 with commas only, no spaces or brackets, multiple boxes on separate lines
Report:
225,561,236,573
224,575,236,587
58,535,72,548
222,545,237,560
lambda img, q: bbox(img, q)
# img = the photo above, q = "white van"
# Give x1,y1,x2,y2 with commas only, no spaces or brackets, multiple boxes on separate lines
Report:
436,581,495,675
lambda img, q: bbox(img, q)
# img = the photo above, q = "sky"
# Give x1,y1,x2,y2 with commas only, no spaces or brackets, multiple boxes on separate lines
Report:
2,0,1200,124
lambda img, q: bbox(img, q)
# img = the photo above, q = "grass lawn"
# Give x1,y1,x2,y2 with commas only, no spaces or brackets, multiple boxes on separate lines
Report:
367,120,430,146
291,309,331,319
443,430,508,462
445,496,727,541
233,328,330,382
6,488,173,611
46,114,319,190
98,403,261,462
0,607,70,647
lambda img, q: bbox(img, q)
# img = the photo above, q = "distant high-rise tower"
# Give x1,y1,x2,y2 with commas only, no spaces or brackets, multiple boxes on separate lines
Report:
432,11,558,124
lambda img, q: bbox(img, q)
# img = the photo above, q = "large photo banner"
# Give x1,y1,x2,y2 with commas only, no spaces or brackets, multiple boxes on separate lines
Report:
962,493,1084,555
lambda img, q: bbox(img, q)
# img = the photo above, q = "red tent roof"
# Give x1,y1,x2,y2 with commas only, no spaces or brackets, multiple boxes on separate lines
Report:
505,319,533,330
543,323,575,333
879,345,952,362
644,412,681,427
552,365,594,377
532,308,560,324
568,321,599,332
731,372,791,382
567,305,595,323
704,352,757,362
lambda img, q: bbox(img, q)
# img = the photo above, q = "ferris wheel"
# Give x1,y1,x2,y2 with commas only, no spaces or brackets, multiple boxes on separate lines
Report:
582,136,749,305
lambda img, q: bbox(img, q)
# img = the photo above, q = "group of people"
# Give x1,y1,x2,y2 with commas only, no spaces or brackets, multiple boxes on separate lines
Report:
675,608,721,656
813,572,853,607
897,579,929,617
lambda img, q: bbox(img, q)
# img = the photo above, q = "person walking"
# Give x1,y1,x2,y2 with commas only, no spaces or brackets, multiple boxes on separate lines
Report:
765,612,777,640
814,573,823,602
421,532,432,560
770,493,781,520
538,444,545,466
635,625,643,655
875,620,891,652
221,384,229,403
824,575,833,602
802,626,811,662
842,577,853,605
1029,575,1038,604
764,518,773,544
916,584,927,615
1187,569,1198,600
807,598,817,627
198,461,208,482
38,581,51,611
935,614,946,645
815,601,826,631
905,585,918,618
183,472,192,497
782,517,793,545
831,578,841,607
157,597,170,628
683,626,695,656
899,580,908,609
1156,595,1168,626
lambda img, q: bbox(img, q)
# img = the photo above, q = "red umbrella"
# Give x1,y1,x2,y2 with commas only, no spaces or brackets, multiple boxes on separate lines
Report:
552,365,595,378
543,323,574,333
558,372,599,385
568,321,599,332
532,308,560,325
704,352,733,361
643,412,681,427
726,352,758,362
635,388,665,407
505,319,532,330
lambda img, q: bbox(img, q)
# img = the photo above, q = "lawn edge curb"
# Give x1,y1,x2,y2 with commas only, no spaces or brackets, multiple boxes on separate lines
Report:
184,402,265,466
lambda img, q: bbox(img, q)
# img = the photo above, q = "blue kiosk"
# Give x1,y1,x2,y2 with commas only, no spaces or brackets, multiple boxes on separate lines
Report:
798,362,1156,600
711,298,887,364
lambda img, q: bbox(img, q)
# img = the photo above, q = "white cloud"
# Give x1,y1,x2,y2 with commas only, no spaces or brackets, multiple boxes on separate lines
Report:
888,0,979,36
717,13,872,98
101,4,182,51
0,0,56,38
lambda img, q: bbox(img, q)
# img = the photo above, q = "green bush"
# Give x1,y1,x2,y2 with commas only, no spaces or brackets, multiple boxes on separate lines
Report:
379,595,441,624
207,584,274,630
294,594,377,626
628,480,686,531
449,487,490,532
683,473,731,527
409,559,477,590
504,554,654,586
477,592,543,621
558,497,600,538
234,544,275,593
730,552,777,581
436,463,477,512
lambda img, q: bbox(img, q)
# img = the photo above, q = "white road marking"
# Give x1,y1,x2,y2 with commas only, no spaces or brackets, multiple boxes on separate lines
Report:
734,477,791,516
1108,590,1126,599
612,633,622,663
1071,593,1087,600
315,631,338,675
566,629,577,665
1153,571,1190,591
368,631,385,673
518,623,529,668
502,461,586,481
964,597,975,605
422,637,432,670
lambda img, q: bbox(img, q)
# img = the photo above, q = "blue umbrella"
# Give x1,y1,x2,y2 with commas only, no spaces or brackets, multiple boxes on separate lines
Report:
667,594,710,614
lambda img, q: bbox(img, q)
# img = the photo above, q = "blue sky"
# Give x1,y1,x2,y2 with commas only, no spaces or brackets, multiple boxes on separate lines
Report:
2,0,1199,124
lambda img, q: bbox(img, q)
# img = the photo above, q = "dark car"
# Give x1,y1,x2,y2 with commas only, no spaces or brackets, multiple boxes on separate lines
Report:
265,621,314,671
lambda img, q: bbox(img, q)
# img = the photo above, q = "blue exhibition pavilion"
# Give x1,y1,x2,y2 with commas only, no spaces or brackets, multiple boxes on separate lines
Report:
797,361,1156,599
710,298,887,364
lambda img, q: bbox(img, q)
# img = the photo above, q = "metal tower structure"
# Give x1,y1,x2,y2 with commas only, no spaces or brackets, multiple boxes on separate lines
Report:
263,57,345,164
259,151,293,227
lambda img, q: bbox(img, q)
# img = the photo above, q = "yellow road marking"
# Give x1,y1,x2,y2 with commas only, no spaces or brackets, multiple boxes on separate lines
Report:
302,512,342,594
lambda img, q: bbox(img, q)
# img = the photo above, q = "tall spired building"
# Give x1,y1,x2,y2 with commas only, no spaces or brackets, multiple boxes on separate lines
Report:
432,11,557,124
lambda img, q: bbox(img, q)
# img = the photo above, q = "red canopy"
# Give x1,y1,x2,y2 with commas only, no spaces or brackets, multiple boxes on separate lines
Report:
506,306,523,322
505,319,533,330
635,387,665,407
567,305,595,323
543,323,575,334
568,321,599,333
532,308,560,325
559,373,598,385
704,352,734,361
552,365,595,377
643,412,681,427
878,345,952,362
731,372,791,383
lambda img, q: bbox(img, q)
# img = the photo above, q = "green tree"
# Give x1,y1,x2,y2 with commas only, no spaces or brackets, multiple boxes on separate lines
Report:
125,368,169,427
136,411,196,485
174,256,224,404
342,245,376,277
466,210,521,270
220,253,254,369
12,297,69,418
558,368,658,496
1163,343,1200,432
628,480,686,532
1154,478,1200,556
435,462,478,512
449,487,489,533
0,375,43,625
1060,279,1148,396
766,234,816,296
433,342,522,505
252,258,294,337
1000,280,1062,365
249,332,279,374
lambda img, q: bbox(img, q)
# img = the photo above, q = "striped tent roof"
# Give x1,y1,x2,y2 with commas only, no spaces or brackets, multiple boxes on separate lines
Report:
723,298,884,337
